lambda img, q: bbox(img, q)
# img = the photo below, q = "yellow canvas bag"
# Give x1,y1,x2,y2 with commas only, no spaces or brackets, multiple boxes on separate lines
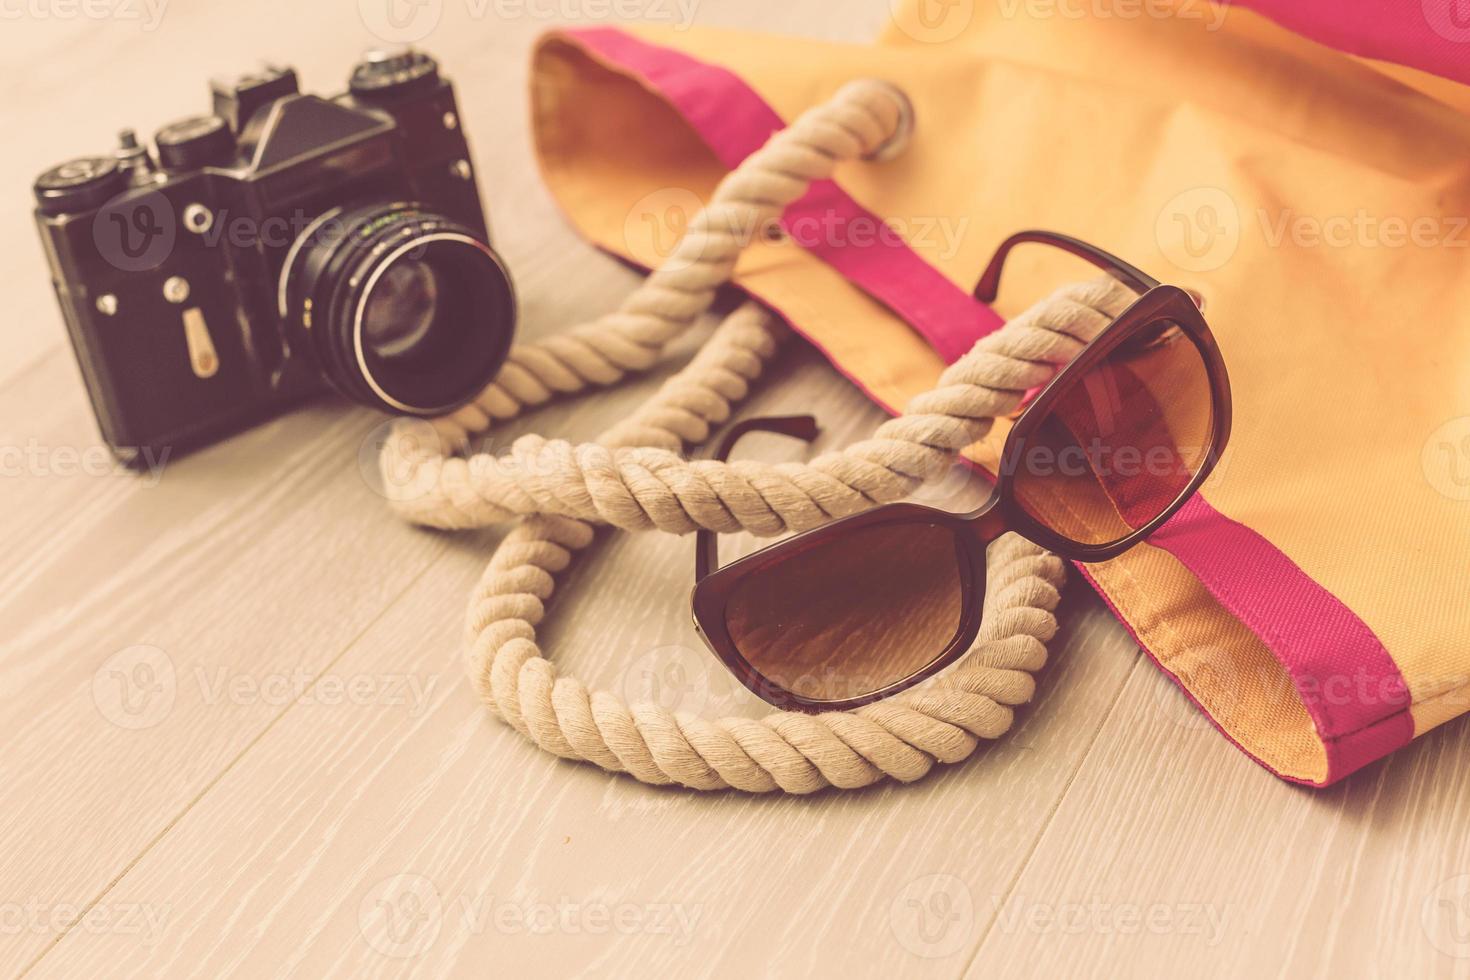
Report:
525,3,1470,784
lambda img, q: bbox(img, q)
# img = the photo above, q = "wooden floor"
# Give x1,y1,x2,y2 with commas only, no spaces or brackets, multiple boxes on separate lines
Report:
4,2,1470,978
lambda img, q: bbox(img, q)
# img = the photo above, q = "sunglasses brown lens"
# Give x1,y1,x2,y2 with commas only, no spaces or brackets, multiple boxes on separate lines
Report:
722,521,967,704
1011,317,1215,548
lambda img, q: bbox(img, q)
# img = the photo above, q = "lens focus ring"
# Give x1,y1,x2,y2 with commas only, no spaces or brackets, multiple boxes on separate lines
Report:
282,202,516,415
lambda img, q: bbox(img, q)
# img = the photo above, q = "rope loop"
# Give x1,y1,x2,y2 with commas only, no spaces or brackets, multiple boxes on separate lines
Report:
380,78,1135,791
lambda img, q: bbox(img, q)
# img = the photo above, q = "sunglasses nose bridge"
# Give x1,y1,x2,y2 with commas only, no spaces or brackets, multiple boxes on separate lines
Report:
959,492,1009,545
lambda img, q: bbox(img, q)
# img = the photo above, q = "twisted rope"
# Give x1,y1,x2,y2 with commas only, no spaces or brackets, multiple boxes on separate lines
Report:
406,78,912,461
379,79,1138,792
384,277,1133,535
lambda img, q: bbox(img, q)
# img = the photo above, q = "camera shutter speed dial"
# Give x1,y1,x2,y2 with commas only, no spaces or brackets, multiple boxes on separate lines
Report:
155,115,234,171
33,157,127,214
349,47,439,100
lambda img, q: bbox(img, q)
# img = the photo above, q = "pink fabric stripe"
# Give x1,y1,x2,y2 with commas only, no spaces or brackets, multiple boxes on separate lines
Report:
1076,562,1312,785
1151,495,1413,781
554,26,1415,782
1229,0,1470,89
567,26,1002,363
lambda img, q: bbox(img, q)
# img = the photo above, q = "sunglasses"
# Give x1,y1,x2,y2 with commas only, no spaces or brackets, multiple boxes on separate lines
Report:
689,230,1233,712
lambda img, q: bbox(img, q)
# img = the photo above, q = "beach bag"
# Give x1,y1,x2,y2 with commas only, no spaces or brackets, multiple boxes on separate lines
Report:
524,1,1470,785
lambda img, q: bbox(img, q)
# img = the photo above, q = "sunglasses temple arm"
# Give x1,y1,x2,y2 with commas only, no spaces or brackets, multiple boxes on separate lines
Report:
695,414,821,583
973,230,1161,302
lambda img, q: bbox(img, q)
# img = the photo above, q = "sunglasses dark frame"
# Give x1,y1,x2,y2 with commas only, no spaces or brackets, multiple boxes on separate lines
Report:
689,230,1233,713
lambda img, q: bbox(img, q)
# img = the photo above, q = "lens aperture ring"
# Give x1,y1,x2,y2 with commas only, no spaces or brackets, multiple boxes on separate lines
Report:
284,201,516,415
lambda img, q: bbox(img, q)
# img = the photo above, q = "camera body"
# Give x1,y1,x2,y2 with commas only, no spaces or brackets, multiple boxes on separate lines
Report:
33,49,515,465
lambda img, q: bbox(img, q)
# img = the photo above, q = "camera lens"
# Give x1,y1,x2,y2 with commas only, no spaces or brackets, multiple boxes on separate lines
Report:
280,202,515,415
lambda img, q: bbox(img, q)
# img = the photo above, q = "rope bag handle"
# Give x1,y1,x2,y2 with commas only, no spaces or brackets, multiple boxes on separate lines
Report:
378,80,1139,792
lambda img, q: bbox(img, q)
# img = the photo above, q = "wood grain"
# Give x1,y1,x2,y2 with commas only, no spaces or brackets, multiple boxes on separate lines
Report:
2,2,1465,979
965,661,1470,980
20,324,1139,977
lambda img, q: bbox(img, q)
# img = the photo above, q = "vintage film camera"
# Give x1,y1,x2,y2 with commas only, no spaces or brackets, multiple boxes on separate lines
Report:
32,48,515,464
